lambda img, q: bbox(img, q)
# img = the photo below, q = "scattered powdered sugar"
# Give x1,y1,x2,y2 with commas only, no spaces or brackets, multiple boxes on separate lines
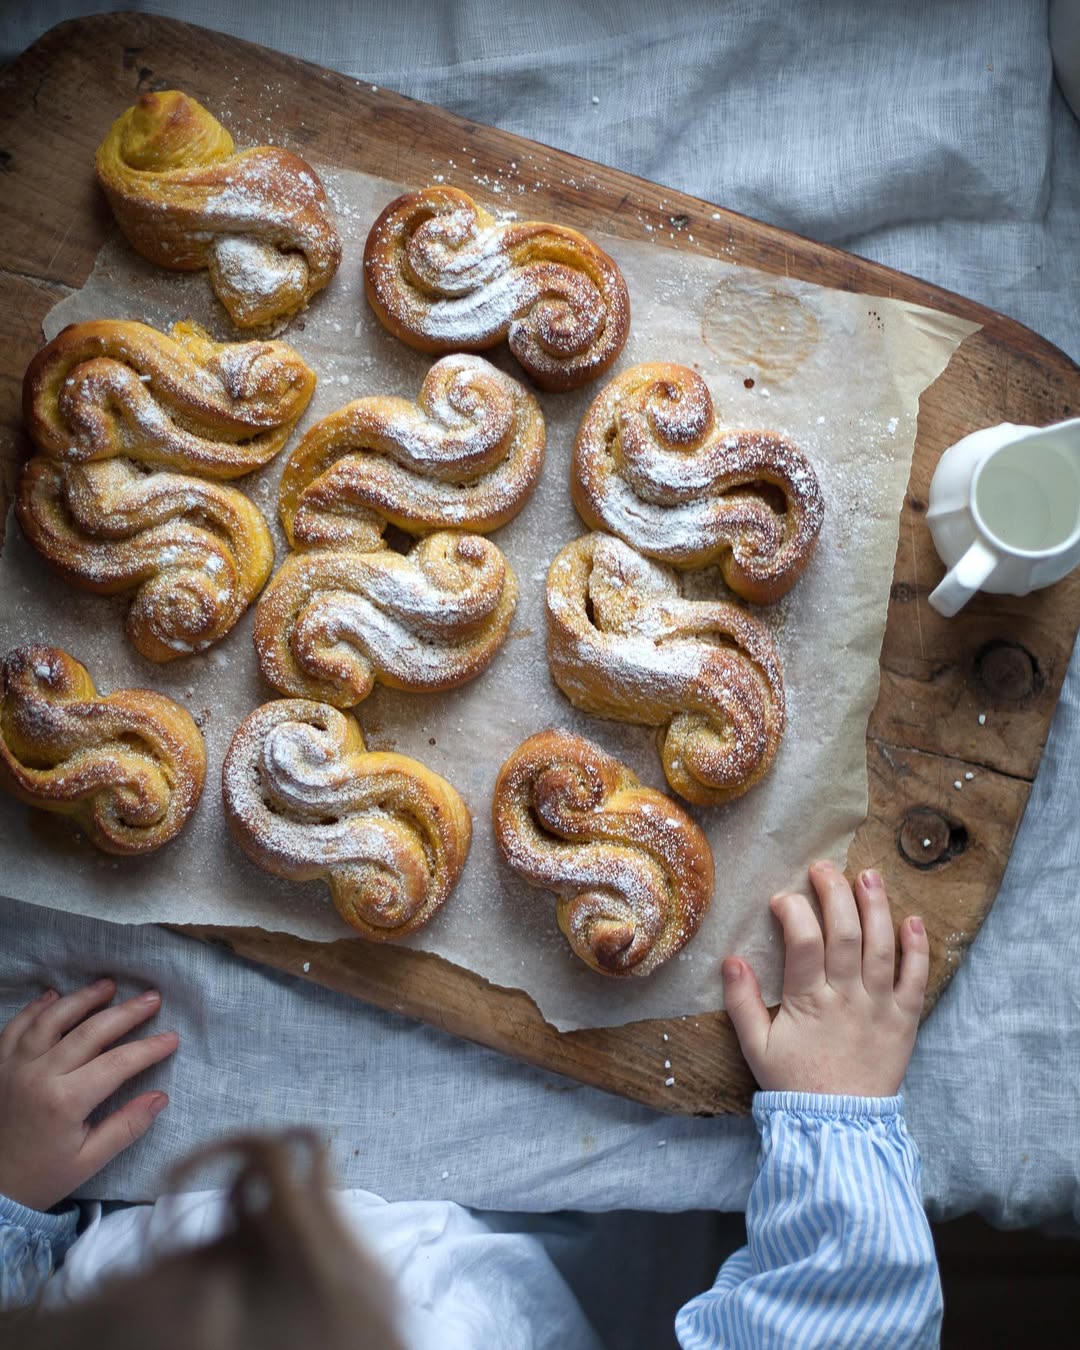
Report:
2,156,977,1032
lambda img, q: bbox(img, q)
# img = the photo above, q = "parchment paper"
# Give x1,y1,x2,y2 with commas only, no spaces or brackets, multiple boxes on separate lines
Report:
0,167,977,1030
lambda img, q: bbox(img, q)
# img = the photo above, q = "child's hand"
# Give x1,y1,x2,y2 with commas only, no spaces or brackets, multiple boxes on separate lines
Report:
0,979,178,1211
722,861,929,1097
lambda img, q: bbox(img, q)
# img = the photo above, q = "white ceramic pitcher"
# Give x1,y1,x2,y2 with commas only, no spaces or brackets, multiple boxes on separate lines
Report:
926,417,1080,617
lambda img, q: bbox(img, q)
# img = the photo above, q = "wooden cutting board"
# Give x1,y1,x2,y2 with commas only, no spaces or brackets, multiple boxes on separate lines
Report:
2,14,1078,1115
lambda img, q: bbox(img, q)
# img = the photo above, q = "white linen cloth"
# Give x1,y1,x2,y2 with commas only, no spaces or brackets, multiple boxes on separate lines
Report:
2,0,1079,1227
43,1190,603,1350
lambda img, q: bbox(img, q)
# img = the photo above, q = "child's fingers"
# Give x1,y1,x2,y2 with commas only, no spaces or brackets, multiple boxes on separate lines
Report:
770,891,826,998
810,861,863,988
854,870,896,995
894,916,930,1017
0,988,60,1060
17,979,116,1058
67,1030,179,1114
79,1091,170,1179
48,990,162,1074
722,958,771,1069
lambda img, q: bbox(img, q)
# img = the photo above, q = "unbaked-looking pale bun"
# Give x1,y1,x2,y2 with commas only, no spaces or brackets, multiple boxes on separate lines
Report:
0,645,206,855
96,91,341,330
222,698,471,941
545,533,785,806
363,185,630,391
572,362,824,604
493,728,714,977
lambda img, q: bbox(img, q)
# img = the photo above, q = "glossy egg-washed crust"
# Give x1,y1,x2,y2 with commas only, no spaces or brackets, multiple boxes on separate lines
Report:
573,363,824,604
363,185,630,391
222,698,471,941
96,91,341,329
493,729,714,977
0,645,206,855
546,533,785,806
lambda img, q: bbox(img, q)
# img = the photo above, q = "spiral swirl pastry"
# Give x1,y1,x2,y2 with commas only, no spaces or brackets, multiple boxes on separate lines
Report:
573,364,825,604
96,91,341,329
493,729,713,977
363,186,630,391
23,319,315,479
222,699,471,940
279,354,544,550
546,533,785,806
254,533,518,706
17,456,274,662
0,645,205,854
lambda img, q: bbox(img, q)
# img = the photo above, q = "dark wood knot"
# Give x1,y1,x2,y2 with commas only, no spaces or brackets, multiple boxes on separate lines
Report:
975,640,1043,703
898,807,968,869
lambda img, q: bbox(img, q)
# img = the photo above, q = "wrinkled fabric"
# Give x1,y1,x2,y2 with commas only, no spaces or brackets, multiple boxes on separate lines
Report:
2,0,1079,1227
34,1190,603,1348
676,1095,942,1349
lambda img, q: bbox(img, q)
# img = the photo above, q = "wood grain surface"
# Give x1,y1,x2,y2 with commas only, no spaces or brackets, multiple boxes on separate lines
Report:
1,15,1078,1115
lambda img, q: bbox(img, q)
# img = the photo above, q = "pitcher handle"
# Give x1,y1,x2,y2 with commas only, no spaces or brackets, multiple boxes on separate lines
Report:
928,539,999,617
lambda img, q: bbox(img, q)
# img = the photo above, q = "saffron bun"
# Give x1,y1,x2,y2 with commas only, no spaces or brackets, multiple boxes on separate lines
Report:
493,728,713,977
572,363,824,604
96,91,341,330
0,644,205,855
222,698,471,941
545,533,785,806
363,185,630,391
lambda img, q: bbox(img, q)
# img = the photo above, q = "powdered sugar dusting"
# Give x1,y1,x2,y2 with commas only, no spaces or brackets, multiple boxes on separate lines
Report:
3,156,977,1031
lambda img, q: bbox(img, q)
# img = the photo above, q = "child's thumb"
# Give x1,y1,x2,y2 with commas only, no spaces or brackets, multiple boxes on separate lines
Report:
722,957,770,1068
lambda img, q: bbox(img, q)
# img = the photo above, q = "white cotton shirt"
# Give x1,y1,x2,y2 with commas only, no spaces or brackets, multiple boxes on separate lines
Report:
42,1189,603,1350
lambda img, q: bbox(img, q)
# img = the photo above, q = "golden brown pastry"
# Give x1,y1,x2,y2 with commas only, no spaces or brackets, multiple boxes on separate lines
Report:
573,363,824,604
0,645,205,854
493,729,713,977
17,456,274,663
23,319,315,479
254,534,517,706
279,353,545,548
363,186,630,391
546,533,785,806
257,357,529,703
222,698,471,940
16,320,296,662
96,91,341,329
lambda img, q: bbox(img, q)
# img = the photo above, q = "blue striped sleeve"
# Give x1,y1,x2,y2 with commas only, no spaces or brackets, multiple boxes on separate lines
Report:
675,1093,943,1349
0,1192,79,1309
